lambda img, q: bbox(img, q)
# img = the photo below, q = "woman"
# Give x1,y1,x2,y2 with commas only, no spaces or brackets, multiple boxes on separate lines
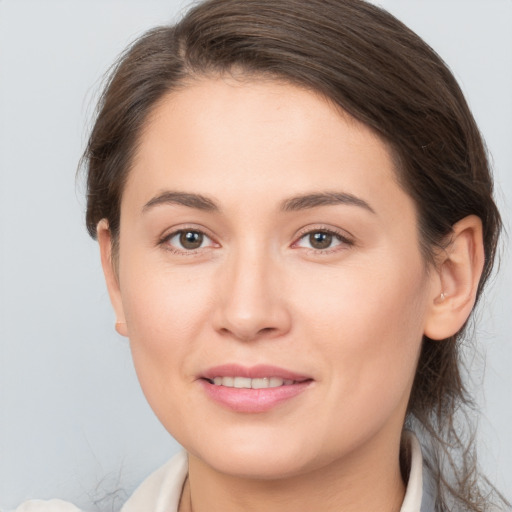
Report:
13,0,510,510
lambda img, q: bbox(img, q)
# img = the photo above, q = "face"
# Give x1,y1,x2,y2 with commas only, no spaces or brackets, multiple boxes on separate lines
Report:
103,77,437,479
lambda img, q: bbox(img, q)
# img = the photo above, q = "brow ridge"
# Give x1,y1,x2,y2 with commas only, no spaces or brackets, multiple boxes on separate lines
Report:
143,190,374,215
281,192,375,213
143,191,219,212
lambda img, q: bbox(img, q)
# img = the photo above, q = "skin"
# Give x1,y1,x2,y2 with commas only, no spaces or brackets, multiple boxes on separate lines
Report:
99,77,484,512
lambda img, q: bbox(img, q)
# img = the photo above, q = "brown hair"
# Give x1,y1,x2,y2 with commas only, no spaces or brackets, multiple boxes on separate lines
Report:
83,1,508,509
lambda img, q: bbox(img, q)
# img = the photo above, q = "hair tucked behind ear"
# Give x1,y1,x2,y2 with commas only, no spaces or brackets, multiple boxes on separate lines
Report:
82,1,509,509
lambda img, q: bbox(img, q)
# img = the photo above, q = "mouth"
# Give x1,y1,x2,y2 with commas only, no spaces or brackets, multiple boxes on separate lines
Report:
205,376,302,388
199,364,313,413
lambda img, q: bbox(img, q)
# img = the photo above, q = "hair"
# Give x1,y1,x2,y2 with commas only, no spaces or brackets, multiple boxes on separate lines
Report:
82,1,509,510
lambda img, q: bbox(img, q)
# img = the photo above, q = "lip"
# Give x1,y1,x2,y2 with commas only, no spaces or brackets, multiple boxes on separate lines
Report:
199,364,313,413
201,364,311,381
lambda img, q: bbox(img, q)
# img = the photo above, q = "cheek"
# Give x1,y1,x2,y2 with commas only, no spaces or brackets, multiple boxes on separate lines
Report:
118,253,216,396
295,254,428,416
121,238,215,328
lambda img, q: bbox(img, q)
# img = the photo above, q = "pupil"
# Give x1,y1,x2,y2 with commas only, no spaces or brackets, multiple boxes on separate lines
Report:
180,231,203,249
310,232,332,249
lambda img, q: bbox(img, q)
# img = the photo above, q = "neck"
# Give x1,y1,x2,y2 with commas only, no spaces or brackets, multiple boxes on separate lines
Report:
179,433,406,512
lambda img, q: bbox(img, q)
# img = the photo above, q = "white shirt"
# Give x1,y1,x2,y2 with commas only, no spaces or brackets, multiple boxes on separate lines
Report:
10,433,434,512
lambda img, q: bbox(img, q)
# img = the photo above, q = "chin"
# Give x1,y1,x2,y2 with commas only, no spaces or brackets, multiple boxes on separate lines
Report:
203,449,314,480
180,426,327,480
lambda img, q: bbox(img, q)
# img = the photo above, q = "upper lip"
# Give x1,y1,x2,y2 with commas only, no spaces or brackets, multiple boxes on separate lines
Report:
200,364,312,382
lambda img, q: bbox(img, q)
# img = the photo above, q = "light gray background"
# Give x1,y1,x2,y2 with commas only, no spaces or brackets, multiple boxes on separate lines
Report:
0,1,510,510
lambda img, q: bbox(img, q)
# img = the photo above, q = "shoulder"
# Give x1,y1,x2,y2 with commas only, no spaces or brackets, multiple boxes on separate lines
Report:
8,451,188,512
7,500,82,512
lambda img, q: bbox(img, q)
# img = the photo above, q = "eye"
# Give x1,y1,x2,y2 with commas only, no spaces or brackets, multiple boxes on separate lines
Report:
163,229,215,252
294,229,352,251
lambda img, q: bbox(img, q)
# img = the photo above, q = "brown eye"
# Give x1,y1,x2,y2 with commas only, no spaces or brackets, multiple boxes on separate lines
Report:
164,229,212,252
294,229,350,252
179,230,204,249
309,232,333,249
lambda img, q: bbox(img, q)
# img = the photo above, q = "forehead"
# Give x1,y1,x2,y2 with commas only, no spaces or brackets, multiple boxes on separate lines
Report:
124,77,414,224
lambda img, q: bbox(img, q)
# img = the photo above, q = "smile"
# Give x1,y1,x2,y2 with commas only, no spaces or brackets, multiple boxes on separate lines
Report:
200,365,313,413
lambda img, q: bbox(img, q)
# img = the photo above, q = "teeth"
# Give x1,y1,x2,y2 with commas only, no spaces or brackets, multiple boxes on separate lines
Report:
210,376,295,388
269,377,284,387
252,378,270,389
234,377,252,389
223,376,234,387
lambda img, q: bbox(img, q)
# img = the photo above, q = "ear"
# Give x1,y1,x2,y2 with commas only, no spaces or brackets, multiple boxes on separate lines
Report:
424,215,485,340
97,219,128,337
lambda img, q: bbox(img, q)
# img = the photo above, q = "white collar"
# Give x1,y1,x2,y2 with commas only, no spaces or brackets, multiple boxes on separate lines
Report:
401,431,436,512
122,433,432,512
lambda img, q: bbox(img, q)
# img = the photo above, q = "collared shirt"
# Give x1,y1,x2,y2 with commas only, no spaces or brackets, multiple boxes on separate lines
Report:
11,433,435,512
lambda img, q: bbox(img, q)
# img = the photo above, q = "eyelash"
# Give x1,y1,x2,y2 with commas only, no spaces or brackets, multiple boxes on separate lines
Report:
293,226,354,254
158,226,354,255
159,227,218,255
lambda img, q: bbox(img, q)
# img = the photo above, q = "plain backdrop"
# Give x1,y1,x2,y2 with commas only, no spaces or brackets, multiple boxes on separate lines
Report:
0,1,510,510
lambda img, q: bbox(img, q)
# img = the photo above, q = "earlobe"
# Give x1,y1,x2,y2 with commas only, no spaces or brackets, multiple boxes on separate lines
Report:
97,219,128,337
424,215,485,341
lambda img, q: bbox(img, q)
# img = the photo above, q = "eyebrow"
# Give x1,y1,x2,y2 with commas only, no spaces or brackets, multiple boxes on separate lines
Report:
142,190,375,215
143,191,219,212
281,192,375,214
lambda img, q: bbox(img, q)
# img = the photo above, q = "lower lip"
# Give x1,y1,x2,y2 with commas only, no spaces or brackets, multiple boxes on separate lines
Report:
199,379,312,413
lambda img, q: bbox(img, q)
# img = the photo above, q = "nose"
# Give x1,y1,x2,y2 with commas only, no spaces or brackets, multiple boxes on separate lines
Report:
212,246,292,342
